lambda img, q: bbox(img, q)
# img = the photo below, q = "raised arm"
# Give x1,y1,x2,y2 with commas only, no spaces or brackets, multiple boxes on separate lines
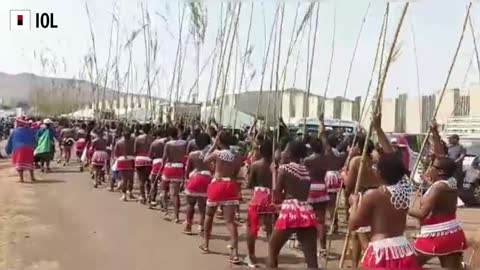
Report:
372,113,393,154
430,120,445,157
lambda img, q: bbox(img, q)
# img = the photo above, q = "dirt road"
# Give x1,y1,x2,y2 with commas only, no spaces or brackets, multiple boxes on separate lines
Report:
0,162,314,270
0,160,478,269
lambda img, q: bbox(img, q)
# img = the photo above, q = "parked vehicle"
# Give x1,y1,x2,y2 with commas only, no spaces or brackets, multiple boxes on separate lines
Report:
459,139,480,206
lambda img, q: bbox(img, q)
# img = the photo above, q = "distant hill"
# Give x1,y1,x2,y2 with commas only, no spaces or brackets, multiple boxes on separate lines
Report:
0,72,119,105
0,72,165,115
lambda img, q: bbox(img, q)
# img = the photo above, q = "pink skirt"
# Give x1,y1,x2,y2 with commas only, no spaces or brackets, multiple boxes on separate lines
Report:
150,158,163,176
274,199,317,230
135,154,152,167
12,146,34,171
362,236,419,269
116,156,135,171
307,181,330,204
206,178,240,206
414,215,467,256
162,163,184,182
75,138,86,152
325,170,342,193
91,150,109,166
185,171,212,197
248,187,275,237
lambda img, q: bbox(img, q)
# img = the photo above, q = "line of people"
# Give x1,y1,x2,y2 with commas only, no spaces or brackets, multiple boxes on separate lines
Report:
6,114,470,268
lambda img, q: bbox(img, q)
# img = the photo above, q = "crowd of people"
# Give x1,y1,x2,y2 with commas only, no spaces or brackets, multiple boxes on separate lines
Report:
4,114,472,268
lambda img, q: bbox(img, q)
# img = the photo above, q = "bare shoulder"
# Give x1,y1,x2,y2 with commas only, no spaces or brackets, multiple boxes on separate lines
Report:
188,150,199,159
251,159,261,169
362,188,383,203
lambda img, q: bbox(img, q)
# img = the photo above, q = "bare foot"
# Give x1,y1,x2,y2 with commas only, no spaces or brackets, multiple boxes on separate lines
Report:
120,194,127,201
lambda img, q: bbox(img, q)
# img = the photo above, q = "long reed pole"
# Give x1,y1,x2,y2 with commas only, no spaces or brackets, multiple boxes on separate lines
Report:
321,5,337,117
210,4,233,121
232,2,254,130
469,13,480,82
409,3,472,182
255,5,280,120
218,4,242,125
303,4,320,136
339,3,410,267
324,5,389,268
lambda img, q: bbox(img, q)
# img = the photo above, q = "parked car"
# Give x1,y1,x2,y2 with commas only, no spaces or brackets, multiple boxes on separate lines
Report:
459,139,480,206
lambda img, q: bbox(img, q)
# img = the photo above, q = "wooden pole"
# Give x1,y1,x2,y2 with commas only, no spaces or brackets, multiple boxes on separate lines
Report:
272,3,285,151
277,3,302,117
266,10,279,128
409,3,472,182
255,5,280,120
324,4,389,268
303,4,320,136
232,2,254,131
218,4,242,125
469,13,480,82
321,4,336,117
339,3,410,267
210,4,233,122
203,4,224,125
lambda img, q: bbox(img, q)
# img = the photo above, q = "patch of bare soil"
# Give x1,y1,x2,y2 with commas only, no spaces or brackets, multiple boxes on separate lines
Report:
0,162,50,269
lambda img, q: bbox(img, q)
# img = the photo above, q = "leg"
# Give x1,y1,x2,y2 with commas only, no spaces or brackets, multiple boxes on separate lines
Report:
120,171,128,201
94,165,102,187
223,205,239,262
439,253,464,268
245,212,259,267
263,214,273,240
110,171,117,191
18,169,24,183
197,197,207,234
313,204,327,252
162,180,170,213
202,205,218,252
267,229,292,268
350,232,361,268
297,227,319,268
415,252,431,267
137,167,147,203
29,169,35,181
126,170,135,199
184,196,196,234
171,182,181,223
149,174,159,206
145,167,152,198
327,193,338,233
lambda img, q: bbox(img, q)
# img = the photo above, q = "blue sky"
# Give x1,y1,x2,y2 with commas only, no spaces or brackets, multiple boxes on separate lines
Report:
2,0,479,101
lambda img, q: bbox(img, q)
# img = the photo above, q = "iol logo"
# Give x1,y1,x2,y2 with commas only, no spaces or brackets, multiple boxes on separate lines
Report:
10,10,58,31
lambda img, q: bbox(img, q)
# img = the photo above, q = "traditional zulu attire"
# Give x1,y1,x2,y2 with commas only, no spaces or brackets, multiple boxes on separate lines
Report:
307,178,329,205
91,142,109,168
361,179,417,268
274,163,317,230
414,178,467,256
206,149,240,207
325,170,343,193
151,158,163,178
248,186,276,237
116,155,135,171
135,152,152,168
185,147,212,198
75,135,87,159
149,138,167,179
162,140,187,182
